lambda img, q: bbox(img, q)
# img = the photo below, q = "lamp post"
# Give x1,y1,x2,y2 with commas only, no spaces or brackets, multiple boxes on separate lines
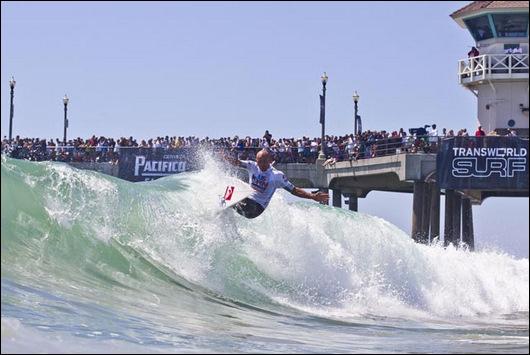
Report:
353,91,360,135
63,94,69,144
319,72,328,160
9,76,16,141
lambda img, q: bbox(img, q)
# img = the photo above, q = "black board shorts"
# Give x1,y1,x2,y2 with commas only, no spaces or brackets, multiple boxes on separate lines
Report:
232,198,265,219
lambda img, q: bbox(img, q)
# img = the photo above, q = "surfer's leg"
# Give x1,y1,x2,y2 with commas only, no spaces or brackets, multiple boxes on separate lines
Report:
232,198,265,219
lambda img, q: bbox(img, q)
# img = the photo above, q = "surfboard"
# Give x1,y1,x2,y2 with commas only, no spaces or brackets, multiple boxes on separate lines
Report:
217,182,254,213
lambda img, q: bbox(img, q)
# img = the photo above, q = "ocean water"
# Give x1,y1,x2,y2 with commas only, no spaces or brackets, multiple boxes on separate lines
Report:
1,155,528,353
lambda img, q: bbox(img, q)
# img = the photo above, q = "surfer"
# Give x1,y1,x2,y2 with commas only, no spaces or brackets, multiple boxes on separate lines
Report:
223,149,329,218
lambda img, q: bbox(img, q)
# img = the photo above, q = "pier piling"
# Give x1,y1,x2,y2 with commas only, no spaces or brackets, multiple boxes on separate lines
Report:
462,198,474,251
444,189,454,246
332,189,342,208
421,183,432,244
452,193,462,246
412,182,426,243
430,185,440,242
346,194,358,212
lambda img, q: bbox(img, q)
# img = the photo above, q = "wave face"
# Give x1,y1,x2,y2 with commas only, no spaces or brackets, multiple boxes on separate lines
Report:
1,155,528,353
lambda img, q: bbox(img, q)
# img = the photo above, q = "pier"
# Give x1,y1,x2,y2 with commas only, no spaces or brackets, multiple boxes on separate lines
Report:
277,153,442,244
276,137,528,250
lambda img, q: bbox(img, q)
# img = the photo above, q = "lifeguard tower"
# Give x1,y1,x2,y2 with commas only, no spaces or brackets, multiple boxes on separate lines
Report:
451,1,529,136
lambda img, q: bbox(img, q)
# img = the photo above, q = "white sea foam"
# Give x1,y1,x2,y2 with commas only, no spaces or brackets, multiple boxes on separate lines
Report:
135,154,529,321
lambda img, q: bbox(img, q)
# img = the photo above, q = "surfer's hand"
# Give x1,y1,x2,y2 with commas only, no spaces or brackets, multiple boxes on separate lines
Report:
218,151,232,162
218,151,228,161
219,152,240,167
312,191,329,203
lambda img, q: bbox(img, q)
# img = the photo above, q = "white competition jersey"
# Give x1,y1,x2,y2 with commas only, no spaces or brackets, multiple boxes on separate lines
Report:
240,160,295,208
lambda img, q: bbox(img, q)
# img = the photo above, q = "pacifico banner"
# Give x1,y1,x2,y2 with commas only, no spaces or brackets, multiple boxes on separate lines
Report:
118,147,199,182
437,137,529,190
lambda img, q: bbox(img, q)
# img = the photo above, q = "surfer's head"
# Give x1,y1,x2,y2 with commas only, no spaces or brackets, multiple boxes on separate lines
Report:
256,149,272,172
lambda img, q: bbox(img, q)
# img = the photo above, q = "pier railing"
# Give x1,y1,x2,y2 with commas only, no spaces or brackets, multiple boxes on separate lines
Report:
458,53,529,84
5,136,527,165
2,135,444,164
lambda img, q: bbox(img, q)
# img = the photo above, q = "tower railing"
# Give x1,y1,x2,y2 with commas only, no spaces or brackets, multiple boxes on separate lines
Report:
458,54,529,84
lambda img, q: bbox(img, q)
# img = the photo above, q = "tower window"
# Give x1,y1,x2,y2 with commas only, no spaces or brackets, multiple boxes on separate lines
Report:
464,15,494,41
493,13,529,38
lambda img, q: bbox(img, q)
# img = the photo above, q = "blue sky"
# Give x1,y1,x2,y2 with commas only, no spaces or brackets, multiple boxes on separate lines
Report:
2,1,477,139
1,1,528,257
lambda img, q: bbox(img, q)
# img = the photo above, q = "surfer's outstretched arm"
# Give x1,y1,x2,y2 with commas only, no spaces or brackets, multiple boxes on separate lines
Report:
220,151,245,168
291,187,329,204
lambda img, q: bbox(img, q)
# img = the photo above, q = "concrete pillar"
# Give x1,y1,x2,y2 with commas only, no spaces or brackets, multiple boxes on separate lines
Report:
452,193,462,246
462,198,474,251
347,194,358,212
412,182,426,243
430,186,441,243
444,189,454,246
332,189,342,208
420,183,432,244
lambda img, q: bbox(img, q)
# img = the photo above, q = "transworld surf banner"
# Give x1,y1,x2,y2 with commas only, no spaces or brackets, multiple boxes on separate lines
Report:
437,137,529,190
118,147,199,182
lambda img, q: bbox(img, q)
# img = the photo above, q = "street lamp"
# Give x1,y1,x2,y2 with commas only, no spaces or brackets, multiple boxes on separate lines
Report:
319,72,328,160
63,94,69,144
353,91,360,135
8,76,16,141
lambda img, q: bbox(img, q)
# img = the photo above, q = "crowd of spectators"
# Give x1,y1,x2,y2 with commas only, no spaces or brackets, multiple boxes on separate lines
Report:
1,124,519,165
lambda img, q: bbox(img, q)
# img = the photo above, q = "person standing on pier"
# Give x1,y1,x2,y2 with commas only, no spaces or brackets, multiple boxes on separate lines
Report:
475,125,486,137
